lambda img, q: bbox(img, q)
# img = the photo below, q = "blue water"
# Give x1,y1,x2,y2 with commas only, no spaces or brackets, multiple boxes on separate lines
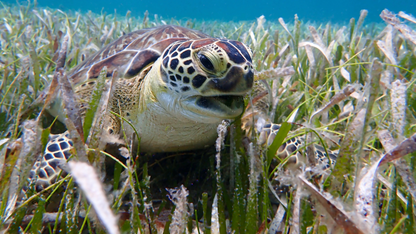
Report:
4,0,416,23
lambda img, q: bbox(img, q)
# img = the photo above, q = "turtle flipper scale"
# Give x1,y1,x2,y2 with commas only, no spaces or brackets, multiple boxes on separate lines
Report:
259,123,337,170
29,131,73,191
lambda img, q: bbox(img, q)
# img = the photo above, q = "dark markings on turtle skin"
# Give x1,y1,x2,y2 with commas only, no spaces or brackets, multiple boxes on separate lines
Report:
169,44,181,55
192,75,207,88
260,123,337,170
227,40,253,63
162,46,171,58
29,132,73,192
184,60,192,65
287,144,297,154
180,50,191,59
47,143,59,153
216,41,246,64
170,58,179,70
187,67,195,74
178,66,184,73
44,153,53,160
163,57,170,68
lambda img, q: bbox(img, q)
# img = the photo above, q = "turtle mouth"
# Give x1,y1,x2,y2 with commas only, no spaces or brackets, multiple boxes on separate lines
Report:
184,95,245,119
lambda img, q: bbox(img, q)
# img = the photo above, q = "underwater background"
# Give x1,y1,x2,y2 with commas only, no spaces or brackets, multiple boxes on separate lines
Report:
2,0,416,23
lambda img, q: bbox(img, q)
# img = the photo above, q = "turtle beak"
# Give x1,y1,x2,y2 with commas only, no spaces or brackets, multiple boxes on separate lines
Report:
204,63,254,95
181,62,254,120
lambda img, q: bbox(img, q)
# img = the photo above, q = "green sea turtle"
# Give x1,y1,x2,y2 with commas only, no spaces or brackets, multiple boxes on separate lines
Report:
29,25,336,191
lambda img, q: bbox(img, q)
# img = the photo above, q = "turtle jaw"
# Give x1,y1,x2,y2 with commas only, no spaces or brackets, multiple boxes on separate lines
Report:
182,94,245,121
180,65,253,122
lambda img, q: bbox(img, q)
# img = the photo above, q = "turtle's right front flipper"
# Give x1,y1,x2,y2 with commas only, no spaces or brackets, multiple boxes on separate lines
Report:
258,123,337,170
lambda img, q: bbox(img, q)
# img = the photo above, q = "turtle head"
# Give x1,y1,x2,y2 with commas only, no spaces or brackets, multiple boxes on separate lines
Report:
153,38,253,123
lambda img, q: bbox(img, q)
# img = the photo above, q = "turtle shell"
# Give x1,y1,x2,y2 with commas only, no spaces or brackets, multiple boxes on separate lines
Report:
69,25,209,85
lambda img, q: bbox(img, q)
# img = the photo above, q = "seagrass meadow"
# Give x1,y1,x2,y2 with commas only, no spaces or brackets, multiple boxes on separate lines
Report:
0,2,416,233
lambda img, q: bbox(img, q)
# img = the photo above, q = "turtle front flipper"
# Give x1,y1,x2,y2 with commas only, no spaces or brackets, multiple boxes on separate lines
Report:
258,123,337,170
29,131,73,192
258,123,302,165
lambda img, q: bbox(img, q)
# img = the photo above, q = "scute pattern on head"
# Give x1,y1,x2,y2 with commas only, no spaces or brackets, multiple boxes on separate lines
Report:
158,38,253,95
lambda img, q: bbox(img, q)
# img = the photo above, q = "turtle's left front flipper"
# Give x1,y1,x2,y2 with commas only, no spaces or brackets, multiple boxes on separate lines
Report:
29,131,73,192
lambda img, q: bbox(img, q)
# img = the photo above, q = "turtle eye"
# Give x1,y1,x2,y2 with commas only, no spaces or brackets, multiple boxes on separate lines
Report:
198,53,214,71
